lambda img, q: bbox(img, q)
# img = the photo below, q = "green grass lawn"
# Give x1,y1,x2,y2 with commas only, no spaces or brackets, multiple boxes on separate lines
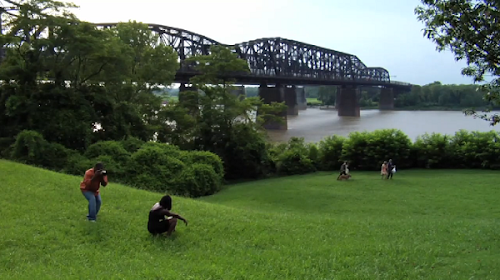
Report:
1,160,499,279
306,97,322,105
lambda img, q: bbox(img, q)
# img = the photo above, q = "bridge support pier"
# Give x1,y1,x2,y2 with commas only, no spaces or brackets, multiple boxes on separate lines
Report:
297,86,307,110
230,85,246,100
258,83,287,130
335,90,341,109
337,85,360,117
379,87,394,110
285,86,299,115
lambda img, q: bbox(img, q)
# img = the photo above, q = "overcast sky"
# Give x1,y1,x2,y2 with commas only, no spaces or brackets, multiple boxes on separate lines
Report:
66,0,472,86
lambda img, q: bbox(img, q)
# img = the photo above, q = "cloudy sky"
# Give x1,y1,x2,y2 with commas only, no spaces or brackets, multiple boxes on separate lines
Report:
66,0,471,86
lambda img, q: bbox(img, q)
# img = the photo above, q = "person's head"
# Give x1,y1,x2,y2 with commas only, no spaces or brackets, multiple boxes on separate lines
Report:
94,162,104,171
159,195,172,210
389,159,392,163
383,161,387,164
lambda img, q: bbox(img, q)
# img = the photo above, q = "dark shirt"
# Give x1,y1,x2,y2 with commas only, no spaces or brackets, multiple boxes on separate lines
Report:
148,203,167,231
387,162,394,171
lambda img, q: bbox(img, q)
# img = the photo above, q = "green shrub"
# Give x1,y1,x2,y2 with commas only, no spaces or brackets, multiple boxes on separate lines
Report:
179,150,224,181
318,135,345,171
127,146,185,192
140,142,182,158
222,124,273,180
0,137,15,159
84,141,131,165
172,163,222,197
10,130,47,166
413,133,452,168
63,152,93,176
447,130,500,169
120,137,145,153
271,138,316,175
308,144,320,168
341,129,412,170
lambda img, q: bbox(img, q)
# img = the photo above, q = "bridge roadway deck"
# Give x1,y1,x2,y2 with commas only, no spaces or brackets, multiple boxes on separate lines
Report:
175,71,412,91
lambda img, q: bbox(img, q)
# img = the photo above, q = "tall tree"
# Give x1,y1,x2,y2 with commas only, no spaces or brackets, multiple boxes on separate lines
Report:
415,0,500,125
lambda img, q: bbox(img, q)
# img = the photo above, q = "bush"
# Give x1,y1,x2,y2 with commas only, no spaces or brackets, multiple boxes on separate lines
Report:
0,137,15,158
341,129,412,170
318,135,345,171
10,130,47,166
84,141,131,165
447,130,500,169
140,142,182,158
413,133,452,168
127,145,186,192
172,163,222,197
120,137,145,153
222,124,273,180
179,150,224,181
63,152,93,176
270,138,316,175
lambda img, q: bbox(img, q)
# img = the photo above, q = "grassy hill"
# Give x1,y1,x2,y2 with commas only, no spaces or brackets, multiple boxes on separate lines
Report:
1,159,499,279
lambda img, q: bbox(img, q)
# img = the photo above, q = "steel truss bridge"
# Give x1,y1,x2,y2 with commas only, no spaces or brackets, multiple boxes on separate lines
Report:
94,23,410,90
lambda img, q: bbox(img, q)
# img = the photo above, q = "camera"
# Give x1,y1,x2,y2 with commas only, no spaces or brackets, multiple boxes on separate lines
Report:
101,170,107,175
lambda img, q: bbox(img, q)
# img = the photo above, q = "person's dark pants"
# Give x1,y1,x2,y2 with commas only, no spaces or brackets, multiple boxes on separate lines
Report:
337,170,347,179
387,171,393,179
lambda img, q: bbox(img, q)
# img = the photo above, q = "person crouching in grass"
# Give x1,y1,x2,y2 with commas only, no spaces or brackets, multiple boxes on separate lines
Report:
148,195,188,236
80,162,108,222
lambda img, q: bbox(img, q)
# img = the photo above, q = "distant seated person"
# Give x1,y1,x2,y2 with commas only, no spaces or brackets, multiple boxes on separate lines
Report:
148,195,188,236
337,161,349,179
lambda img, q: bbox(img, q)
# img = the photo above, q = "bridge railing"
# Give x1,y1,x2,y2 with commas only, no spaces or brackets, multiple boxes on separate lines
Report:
390,80,412,86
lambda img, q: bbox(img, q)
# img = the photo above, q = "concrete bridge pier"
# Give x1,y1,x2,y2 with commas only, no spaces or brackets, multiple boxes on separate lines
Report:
297,86,307,110
285,85,299,115
230,85,246,100
379,87,394,110
258,83,287,130
337,85,360,117
335,90,341,109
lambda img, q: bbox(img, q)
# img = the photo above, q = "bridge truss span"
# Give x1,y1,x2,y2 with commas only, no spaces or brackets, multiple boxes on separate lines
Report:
94,22,396,87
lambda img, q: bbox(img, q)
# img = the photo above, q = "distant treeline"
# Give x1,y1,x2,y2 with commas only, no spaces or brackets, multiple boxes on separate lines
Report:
160,82,495,110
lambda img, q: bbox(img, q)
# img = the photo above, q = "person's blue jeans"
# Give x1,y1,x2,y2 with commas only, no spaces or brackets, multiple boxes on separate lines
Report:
82,191,102,221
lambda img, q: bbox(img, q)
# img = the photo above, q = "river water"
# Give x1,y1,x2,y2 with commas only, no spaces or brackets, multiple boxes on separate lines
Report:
266,108,500,143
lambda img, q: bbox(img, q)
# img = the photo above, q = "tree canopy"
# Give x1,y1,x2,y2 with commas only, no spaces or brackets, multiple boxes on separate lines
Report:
415,0,500,125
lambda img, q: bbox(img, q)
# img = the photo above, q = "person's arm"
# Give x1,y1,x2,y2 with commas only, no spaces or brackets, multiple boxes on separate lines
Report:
100,175,108,187
159,209,188,225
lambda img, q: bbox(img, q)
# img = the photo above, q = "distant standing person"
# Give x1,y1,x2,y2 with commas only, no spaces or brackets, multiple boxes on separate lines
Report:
80,162,108,222
337,161,348,179
386,159,395,179
148,195,188,236
381,161,388,179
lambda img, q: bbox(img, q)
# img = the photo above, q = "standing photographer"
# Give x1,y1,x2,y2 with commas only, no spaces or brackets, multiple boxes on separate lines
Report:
80,162,108,222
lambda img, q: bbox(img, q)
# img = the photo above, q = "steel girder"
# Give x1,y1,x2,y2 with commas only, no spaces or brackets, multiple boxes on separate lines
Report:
94,23,391,84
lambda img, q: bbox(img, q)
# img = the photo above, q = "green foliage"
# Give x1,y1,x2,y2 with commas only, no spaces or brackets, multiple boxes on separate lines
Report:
413,133,452,168
270,138,316,175
179,151,224,181
126,145,185,192
84,141,131,164
318,135,346,170
120,137,145,153
341,129,412,170
173,163,222,198
0,2,179,151
415,0,500,124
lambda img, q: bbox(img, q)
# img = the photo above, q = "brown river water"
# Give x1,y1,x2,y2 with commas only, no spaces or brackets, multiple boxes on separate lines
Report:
266,108,500,143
